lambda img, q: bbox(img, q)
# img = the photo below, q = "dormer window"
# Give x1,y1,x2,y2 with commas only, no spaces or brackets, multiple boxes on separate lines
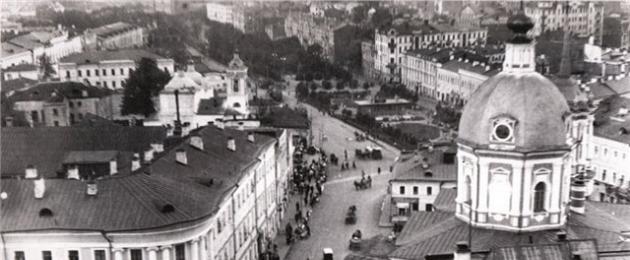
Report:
490,117,516,143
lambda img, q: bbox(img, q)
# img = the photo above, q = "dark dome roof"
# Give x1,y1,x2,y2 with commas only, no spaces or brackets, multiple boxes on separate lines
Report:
457,72,570,152
507,12,534,34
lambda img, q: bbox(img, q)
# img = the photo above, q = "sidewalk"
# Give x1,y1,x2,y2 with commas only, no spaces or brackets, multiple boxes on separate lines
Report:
378,194,394,228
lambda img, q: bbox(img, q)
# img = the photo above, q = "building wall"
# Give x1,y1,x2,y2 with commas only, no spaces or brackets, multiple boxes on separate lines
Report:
0,51,33,69
3,70,38,81
44,36,83,63
374,27,487,82
525,1,603,43
391,181,456,213
58,59,175,89
401,52,440,97
590,135,630,188
98,28,145,51
284,12,337,61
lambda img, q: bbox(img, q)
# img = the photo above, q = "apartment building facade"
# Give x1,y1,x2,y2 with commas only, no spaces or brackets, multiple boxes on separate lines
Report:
84,22,145,51
524,1,604,43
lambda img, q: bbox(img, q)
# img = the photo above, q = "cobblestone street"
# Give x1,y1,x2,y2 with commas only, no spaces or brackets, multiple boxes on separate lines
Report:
275,87,400,260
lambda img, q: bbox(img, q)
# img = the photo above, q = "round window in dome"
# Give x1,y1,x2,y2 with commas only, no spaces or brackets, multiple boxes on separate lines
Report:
494,124,512,141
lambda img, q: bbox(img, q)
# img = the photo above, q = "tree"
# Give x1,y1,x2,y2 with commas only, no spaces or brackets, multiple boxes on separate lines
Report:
322,80,333,90
349,79,359,89
363,82,370,90
336,80,345,90
121,58,171,117
351,5,368,24
296,82,309,100
38,54,56,79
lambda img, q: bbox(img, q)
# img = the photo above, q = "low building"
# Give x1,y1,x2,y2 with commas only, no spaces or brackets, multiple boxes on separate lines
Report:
2,63,38,81
0,42,32,69
389,146,457,224
353,98,412,117
84,22,145,51
6,81,114,127
58,49,175,89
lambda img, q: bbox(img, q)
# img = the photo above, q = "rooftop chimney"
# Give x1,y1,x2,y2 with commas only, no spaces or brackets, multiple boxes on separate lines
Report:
86,181,97,196
144,149,154,163
131,156,141,171
151,142,164,153
67,165,80,180
175,149,187,165
247,132,255,143
190,135,204,150
227,137,236,152
25,165,38,179
109,158,118,175
34,177,45,199
570,179,586,214
453,241,471,260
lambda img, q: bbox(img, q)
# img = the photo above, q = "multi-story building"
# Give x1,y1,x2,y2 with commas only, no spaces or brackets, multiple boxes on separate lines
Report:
0,42,32,69
0,124,293,260
83,22,145,51
284,11,344,61
389,146,457,223
622,18,630,50
6,81,114,127
361,41,379,79
58,49,175,89
401,47,502,105
5,29,83,65
583,37,630,81
206,3,265,33
524,1,604,43
374,20,487,82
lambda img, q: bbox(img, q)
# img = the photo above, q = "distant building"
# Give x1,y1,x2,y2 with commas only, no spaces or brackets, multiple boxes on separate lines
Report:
83,22,145,51
583,37,630,81
58,49,175,89
436,57,501,106
6,81,114,127
524,1,604,43
2,63,38,81
374,20,487,82
5,29,83,65
205,3,264,33
264,18,287,40
0,42,32,69
284,11,345,61
389,146,457,224
361,41,378,79
353,98,413,116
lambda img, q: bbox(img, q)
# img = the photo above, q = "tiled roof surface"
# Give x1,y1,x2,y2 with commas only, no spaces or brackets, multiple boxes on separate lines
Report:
59,49,165,65
593,96,630,143
91,22,138,38
344,235,396,260
0,173,214,232
587,82,617,100
487,240,599,260
1,78,38,95
62,150,119,164
441,59,500,77
606,76,630,95
3,63,38,72
1,126,166,178
389,201,630,260
8,32,54,50
1,42,29,57
392,148,457,182
433,188,457,212
8,81,112,102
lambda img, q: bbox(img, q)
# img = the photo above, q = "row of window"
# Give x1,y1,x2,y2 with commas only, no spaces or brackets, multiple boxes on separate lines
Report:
399,185,432,196
69,68,130,78
14,244,189,260
593,145,627,160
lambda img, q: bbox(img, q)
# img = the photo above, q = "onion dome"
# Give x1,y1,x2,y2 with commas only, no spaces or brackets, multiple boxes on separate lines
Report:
506,8,534,43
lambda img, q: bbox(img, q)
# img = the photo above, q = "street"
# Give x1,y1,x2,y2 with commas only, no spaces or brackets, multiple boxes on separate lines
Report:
276,83,400,260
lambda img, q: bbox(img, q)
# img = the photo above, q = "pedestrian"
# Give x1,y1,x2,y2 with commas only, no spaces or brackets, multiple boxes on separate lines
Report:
378,167,381,174
296,202,300,212
361,170,365,178
352,161,356,169
304,194,309,206
390,165,393,172
344,149,348,160
305,223,311,236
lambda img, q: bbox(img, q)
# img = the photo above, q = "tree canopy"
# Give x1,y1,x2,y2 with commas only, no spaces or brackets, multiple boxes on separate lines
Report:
121,58,171,117
38,54,56,79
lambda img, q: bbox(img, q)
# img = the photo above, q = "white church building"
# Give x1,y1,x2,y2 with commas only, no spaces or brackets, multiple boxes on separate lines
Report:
154,53,252,133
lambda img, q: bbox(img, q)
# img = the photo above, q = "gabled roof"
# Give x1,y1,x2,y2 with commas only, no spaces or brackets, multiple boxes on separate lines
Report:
197,97,227,115
593,95,630,143
8,81,112,102
1,125,166,178
433,188,457,212
59,49,166,65
1,42,29,57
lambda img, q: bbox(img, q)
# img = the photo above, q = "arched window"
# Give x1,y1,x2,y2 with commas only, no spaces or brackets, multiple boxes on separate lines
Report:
488,168,511,213
233,79,239,92
233,102,241,108
533,182,546,213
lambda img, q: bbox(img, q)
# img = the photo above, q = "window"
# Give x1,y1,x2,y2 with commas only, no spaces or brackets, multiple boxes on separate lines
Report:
175,244,186,260
70,113,75,124
69,101,74,108
78,70,82,77
130,249,142,260
66,71,71,78
102,69,106,76
86,70,91,77
602,170,607,181
533,182,546,212
14,251,24,260
425,204,433,211
489,168,511,213
111,69,115,76
68,250,79,260
54,121,59,126
53,108,58,116
399,186,405,195
112,81,116,88
95,69,99,76
77,101,82,107
413,186,418,195
129,68,133,74
426,186,432,195
465,176,472,204
120,68,124,75
93,250,105,260
77,113,83,120
43,251,52,260
31,111,39,122
233,79,239,92
103,82,108,88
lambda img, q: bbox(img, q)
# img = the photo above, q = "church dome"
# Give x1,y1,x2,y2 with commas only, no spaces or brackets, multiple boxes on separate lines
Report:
457,72,570,151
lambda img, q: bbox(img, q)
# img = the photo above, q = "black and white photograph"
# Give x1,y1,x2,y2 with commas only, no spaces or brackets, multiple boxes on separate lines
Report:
1,0,629,259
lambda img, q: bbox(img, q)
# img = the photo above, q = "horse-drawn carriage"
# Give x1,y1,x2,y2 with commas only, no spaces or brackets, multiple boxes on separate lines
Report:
329,153,339,165
349,230,362,250
355,146,383,160
345,205,357,224
353,176,372,190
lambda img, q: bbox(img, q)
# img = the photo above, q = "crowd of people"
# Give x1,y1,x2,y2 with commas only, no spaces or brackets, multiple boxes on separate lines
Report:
285,144,328,244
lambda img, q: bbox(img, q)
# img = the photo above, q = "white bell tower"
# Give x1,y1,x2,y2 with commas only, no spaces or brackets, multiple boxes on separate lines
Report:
225,51,249,115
